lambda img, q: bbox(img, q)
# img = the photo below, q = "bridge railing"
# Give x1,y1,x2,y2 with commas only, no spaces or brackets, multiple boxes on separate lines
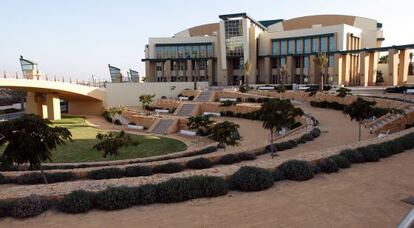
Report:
1,72,107,88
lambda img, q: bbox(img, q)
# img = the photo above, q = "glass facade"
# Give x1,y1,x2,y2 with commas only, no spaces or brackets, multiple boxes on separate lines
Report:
312,38,319,53
280,40,287,55
296,39,303,54
272,41,280,56
329,36,335,52
288,40,295,54
155,43,214,59
320,37,328,52
225,19,244,56
271,33,336,56
304,38,311,54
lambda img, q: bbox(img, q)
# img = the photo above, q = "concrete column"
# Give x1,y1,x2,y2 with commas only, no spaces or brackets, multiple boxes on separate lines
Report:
165,60,171,82
286,56,293,84
25,92,39,116
368,52,378,86
388,49,399,86
333,53,343,86
342,54,351,86
264,57,271,84
46,94,61,120
207,59,213,85
309,55,316,84
186,60,193,82
398,49,410,85
360,51,370,87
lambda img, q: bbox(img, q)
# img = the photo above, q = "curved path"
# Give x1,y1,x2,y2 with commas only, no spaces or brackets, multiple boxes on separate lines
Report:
0,104,374,200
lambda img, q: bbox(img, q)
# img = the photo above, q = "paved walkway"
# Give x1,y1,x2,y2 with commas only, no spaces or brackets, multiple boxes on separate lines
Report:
2,150,413,228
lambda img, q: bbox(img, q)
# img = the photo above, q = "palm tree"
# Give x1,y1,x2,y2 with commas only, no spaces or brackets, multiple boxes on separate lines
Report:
243,60,252,86
343,97,375,141
187,115,213,147
279,65,288,85
313,53,329,91
210,121,240,151
106,106,125,128
139,94,155,114
0,115,72,184
259,99,303,157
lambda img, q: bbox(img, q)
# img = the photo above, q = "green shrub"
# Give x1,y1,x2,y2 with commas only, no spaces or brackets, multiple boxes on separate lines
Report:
0,200,14,217
237,152,256,161
10,195,50,218
367,144,391,158
58,190,96,214
339,149,365,163
272,169,285,181
16,172,76,185
114,119,122,125
186,158,214,170
317,158,339,173
156,176,228,203
87,168,125,180
387,140,405,154
125,166,153,177
218,154,241,165
152,162,185,174
278,160,314,181
134,184,157,205
310,128,321,138
300,133,314,143
95,187,135,210
357,147,380,162
329,155,351,169
229,166,274,192
396,135,414,150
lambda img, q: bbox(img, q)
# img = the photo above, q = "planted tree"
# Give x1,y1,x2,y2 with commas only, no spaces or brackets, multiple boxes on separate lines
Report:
336,87,352,98
187,115,213,147
139,94,155,113
0,115,72,184
313,53,329,91
259,99,303,157
93,131,138,158
276,85,286,99
210,121,240,151
106,106,125,128
343,97,375,141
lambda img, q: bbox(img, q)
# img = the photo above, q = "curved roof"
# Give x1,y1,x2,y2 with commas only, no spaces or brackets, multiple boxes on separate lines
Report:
175,23,219,37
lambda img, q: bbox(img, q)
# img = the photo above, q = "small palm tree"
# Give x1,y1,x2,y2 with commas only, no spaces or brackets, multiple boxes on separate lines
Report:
313,53,329,91
244,60,252,86
106,106,125,128
343,97,375,141
0,115,72,184
139,94,155,113
187,115,213,147
259,99,303,157
210,121,240,151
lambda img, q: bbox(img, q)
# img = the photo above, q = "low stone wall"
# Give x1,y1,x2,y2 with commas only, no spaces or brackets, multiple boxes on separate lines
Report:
214,91,266,101
379,111,414,134
200,103,261,114
152,99,181,110
123,111,156,128
180,90,200,98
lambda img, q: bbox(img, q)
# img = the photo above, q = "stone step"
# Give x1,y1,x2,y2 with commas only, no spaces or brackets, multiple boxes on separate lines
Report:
195,91,213,102
176,104,195,117
151,119,173,135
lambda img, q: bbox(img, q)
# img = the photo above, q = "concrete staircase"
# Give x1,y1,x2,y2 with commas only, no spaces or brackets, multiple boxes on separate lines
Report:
176,103,195,117
151,119,173,135
369,105,414,133
195,91,213,102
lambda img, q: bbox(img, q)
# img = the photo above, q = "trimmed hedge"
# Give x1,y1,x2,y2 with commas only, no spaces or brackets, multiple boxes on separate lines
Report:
156,176,229,203
95,187,136,210
125,166,153,177
217,154,241,165
272,169,286,181
152,162,185,174
58,190,96,214
0,200,14,218
339,149,365,163
317,158,339,173
134,184,157,205
16,172,76,185
10,195,50,218
357,147,380,162
329,155,351,169
186,158,214,170
278,160,314,181
237,152,257,161
229,166,274,192
87,168,125,180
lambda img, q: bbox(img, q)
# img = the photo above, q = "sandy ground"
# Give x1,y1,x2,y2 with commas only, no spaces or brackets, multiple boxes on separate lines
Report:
2,150,413,228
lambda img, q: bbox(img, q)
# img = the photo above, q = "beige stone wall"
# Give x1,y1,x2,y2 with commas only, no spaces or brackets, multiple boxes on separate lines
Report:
152,100,181,110
123,111,156,128
378,111,414,134
68,101,103,116
200,103,260,114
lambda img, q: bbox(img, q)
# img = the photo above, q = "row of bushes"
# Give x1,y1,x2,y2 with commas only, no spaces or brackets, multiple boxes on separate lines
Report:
0,146,218,172
1,130,413,218
310,100,398,118
263,128,321,154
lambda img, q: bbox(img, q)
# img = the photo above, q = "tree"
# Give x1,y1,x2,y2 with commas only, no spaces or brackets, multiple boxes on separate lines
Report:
93,131,138,158
379,55,388,64
343,97,375,141
313,53,329,91
187,115,213,147
106,106,125,128
139,94,155,113
376,70,384,85
259,99,303,157
278,65,288,85
210,121,240,151
276,85,286,99
0,115,72,184
243,60,252,86
336,87,352,98
220,100,237,113
170,85,176,99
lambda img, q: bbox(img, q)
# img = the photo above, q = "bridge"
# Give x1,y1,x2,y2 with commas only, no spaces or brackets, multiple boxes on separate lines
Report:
0,78,106,120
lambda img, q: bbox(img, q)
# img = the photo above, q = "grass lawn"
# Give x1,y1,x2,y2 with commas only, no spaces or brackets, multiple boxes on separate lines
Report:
2,116,187,163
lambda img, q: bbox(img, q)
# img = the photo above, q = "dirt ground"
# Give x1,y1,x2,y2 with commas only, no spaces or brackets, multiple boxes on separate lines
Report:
2,151,413,228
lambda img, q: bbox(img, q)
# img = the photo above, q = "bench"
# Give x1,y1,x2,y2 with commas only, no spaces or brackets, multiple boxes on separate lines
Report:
406,89,414,94
203,112,221,117
179,96,189,101
155,109,169,113
258,86,275,90
219,98,237,102
180,130,197,136
128,125,144,130
299,86,310,91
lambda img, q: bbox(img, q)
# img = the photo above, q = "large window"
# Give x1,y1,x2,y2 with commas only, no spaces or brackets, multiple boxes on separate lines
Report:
178,46,184,58
328,55,334,67
312,38,318,53
329,35,335,52
225,19,244,57
170,46,177,58
320,37,328,52
271,33,335,56
296,39,303,54
281,40,287,55
281,57,286,66
304,56,309,68
155,43,214,59
288,40,295,54
272,41,280,56
304,38,311,54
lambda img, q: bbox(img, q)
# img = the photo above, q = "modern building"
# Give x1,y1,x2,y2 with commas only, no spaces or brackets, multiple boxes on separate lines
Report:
143,13,412,87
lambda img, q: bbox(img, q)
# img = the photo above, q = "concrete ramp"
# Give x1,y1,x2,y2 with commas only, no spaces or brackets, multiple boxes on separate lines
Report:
195,91,213,102
176,103,195,117
151,119,174,135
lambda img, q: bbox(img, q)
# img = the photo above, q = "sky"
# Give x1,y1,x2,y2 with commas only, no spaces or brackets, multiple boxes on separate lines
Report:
0,0,413,81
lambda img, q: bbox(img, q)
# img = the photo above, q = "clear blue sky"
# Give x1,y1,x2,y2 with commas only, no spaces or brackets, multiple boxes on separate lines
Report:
0,0,413,81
